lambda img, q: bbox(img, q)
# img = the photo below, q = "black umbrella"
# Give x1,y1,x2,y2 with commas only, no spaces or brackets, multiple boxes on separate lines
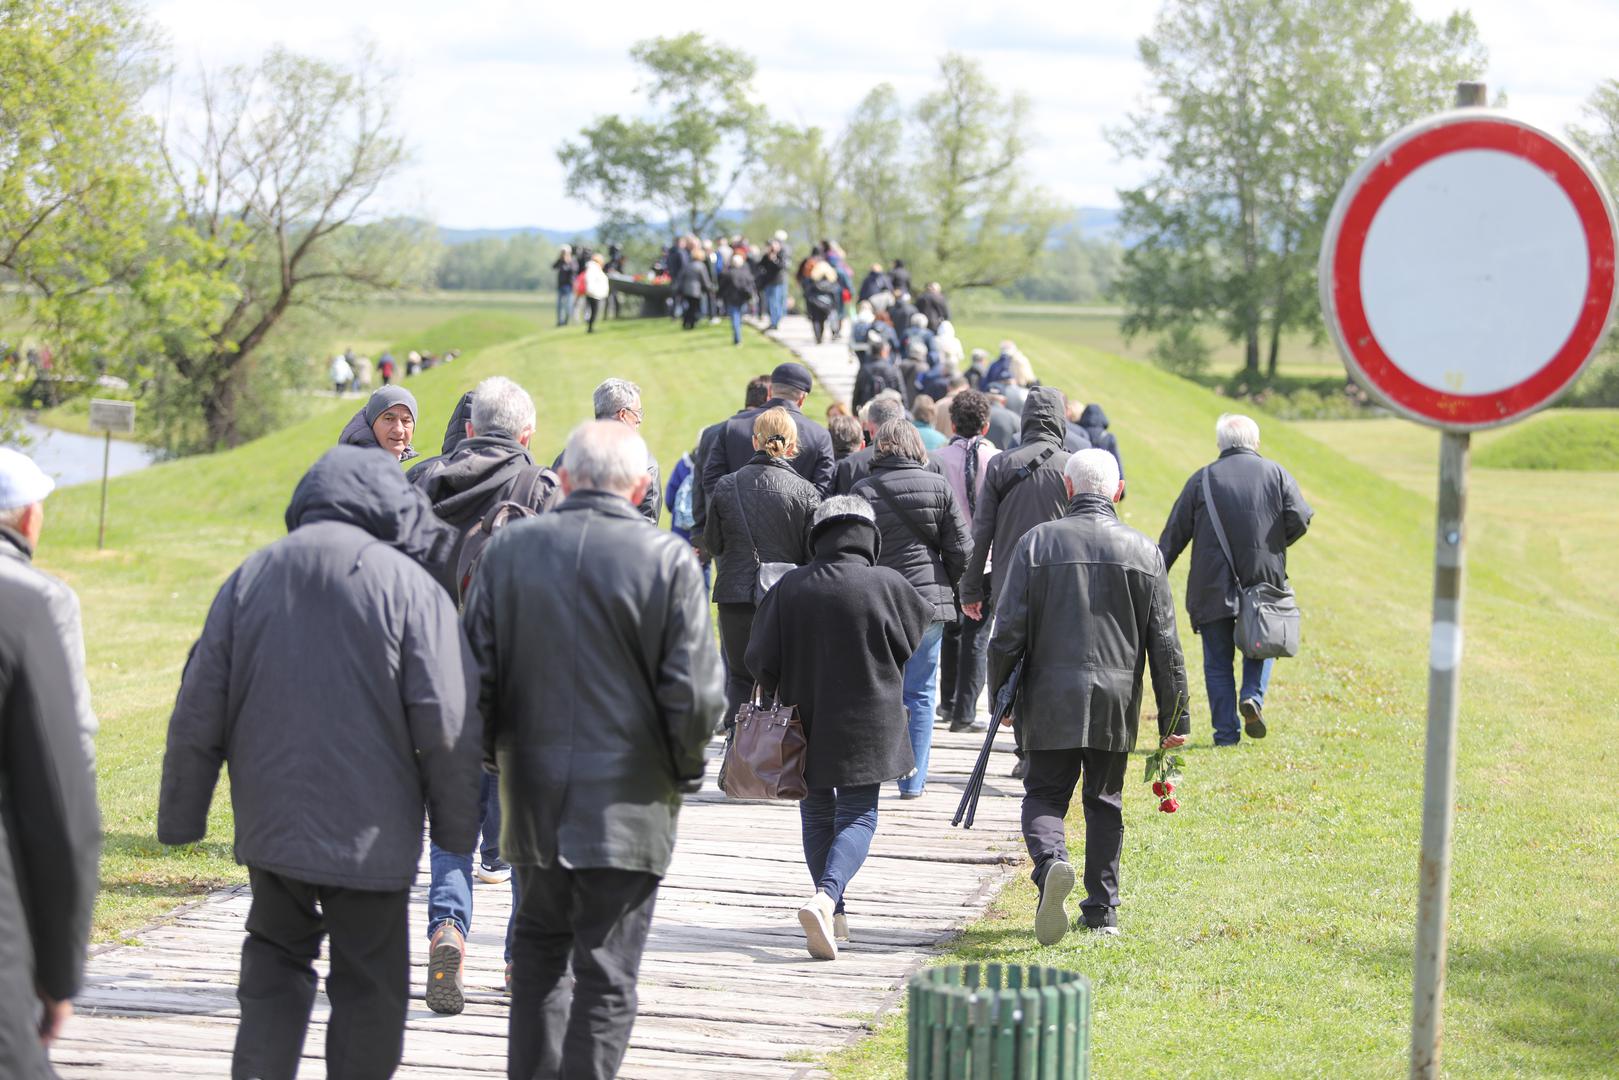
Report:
952,658,1024,830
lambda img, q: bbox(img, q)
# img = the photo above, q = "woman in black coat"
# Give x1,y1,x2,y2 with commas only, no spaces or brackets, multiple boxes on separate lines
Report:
746,496,930,961
851,419,970,797
705,407,819,728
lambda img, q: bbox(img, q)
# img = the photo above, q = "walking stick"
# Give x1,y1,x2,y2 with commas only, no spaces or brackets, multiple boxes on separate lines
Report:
952,658,1023,830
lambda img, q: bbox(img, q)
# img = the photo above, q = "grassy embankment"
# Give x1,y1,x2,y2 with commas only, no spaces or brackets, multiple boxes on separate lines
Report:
32,302,1618,1075
37,311,780,941
826,317,1619,1079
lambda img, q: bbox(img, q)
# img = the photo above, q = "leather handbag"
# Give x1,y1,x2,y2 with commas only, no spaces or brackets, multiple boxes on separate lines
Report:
719,685,808,801
1202,468,1300,660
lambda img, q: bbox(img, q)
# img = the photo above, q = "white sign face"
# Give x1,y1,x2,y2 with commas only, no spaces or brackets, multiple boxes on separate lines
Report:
88,399,136,434
1359,149,1590,396
1320,111,1619,430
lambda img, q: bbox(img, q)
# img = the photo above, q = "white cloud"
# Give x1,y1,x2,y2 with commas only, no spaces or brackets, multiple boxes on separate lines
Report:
145,0,1613,231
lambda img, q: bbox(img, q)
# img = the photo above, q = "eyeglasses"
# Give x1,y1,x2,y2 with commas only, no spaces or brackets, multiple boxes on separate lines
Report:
619,406,644,427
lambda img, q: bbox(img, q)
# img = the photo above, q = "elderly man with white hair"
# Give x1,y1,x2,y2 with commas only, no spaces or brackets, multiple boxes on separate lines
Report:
1159,414,1313,747
0,448,101,1070
464,420,724,1077
988,448,1191,944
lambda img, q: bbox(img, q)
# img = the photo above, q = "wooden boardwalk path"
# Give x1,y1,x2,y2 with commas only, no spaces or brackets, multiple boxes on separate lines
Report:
50,312,1026,1077
53,730,1026,1078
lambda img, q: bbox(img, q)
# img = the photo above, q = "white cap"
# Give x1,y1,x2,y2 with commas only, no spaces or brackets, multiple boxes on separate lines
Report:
773,229,788,242
0,447,54,511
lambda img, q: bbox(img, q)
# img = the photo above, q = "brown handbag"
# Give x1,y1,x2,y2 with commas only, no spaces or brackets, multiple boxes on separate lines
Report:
719,685,808,801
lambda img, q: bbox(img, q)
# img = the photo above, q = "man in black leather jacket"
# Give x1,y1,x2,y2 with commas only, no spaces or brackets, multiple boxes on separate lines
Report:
989,449,1190,945
463,420,724,1080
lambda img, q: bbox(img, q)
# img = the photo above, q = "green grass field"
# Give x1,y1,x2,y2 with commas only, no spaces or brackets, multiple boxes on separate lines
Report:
29,302,1619,1075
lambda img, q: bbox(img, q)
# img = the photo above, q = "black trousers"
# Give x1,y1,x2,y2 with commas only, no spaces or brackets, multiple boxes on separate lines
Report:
233,868,409,1080
1021,748,1129,929
681,298,701,329
715,601,756,728
939,604,993,724
508,864,661,1080
585,296,603,332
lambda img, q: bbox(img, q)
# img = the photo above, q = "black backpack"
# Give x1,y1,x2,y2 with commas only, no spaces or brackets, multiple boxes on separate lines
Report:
455,466,559,603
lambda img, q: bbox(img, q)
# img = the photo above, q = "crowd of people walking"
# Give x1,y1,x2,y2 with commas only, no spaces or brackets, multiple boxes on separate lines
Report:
0,238,1313,1077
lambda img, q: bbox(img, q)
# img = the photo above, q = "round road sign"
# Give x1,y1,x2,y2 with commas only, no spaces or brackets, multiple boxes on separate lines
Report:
1320,111,1618,430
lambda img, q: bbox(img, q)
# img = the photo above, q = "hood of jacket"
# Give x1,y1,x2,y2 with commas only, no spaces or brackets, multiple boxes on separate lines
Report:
809,513,882,565
285,446,457,572
410,435,535,526
1019,385,1068,447
1078,403,1109,431
440,390,476,456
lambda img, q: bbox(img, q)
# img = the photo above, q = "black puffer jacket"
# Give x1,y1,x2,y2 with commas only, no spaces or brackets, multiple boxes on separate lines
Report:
989,493,1191,753
745,511,930,788
1158,447,1313,628
959,386,1074,606
158,447,482,890
851,455,971,622
463,490,724,876
704,454,819,604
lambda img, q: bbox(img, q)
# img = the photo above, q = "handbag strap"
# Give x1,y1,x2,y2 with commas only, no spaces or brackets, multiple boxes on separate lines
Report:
732,475,762,564
864,473,940,554
1200,467,1245,588
993,444,1056,501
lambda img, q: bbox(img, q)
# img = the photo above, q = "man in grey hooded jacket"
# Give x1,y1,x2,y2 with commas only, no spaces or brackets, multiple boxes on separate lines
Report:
159,446,482,1080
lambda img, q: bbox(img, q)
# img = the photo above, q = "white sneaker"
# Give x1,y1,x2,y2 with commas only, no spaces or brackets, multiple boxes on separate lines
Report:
833,912,849,942
1034,861,1075,947
474,860,512,884
798,892,838,960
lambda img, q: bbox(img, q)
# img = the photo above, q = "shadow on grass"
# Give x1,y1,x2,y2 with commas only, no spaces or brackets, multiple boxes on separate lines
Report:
1366,937,1619,1076
102,830,235,863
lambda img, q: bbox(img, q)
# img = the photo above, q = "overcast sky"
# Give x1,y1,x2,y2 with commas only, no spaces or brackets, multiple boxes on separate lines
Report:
148,0,1617,231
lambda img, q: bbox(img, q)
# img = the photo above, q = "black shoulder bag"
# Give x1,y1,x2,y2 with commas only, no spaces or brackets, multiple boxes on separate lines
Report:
1201,468,1300,660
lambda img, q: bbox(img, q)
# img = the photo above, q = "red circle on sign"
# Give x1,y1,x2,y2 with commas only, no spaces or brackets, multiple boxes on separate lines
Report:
1325,116,1617,428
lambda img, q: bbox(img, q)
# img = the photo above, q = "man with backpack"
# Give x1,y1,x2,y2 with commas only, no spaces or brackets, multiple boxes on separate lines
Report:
407,375,561,1013
853,337,905,412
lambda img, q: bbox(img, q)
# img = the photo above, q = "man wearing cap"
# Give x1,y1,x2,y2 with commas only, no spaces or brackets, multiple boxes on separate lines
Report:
0,447,102,1072
701,361,836,498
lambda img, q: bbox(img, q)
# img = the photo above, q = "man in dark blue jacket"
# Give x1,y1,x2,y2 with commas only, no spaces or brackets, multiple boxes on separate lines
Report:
701,362,836,497
159,447,482,1079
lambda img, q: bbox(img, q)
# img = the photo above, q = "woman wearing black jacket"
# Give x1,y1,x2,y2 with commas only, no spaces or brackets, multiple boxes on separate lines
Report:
704,407,820,728
746,496,930,959
851,419,971,798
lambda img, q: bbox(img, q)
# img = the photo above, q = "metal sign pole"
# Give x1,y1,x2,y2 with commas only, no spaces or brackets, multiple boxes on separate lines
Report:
1408,78,1486,1080
97,428,111,550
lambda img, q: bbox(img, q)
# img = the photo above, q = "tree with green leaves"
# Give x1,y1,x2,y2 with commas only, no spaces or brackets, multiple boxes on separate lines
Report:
559,33,768,239
911,54,1062,292
158,45,428,450
1569,79,1619,403
836,84,915,264
1113,0,1486,378
0,0,229,415
751,124,841,246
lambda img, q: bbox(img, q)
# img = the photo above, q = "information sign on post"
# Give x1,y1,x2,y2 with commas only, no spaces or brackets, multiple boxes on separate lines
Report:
1320,84,1618,1079
87,398,136,550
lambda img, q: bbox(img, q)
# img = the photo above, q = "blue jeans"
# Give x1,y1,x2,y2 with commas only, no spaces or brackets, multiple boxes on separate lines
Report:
898,620,946,795
728,305,746,343
427,773,510,959
799,785,880,914
1200,617,1273,745
765,282,786,327
555,287,572,326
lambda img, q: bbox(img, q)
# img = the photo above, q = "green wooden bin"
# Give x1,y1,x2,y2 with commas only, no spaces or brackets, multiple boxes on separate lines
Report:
907,963,1090,1080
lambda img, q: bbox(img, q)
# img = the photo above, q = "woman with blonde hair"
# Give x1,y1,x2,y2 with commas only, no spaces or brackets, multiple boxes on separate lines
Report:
705,407,821,728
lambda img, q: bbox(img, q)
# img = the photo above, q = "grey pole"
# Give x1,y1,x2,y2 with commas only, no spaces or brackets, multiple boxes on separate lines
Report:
1409,78,1485,1080
97,428,111,551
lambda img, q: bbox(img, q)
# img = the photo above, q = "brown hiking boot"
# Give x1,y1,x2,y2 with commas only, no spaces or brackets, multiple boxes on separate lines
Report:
426,922,466,1015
